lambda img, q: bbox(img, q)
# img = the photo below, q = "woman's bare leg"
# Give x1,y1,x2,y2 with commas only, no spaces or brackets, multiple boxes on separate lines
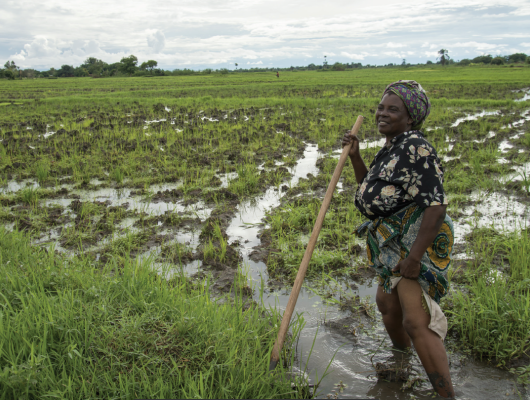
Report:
376,285,410,350
396,279,454,398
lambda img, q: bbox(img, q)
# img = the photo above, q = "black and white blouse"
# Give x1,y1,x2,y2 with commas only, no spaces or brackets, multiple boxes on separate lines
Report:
355,131,448,220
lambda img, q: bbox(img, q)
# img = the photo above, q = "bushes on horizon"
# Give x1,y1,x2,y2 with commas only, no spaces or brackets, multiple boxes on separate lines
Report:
508,53,527,63
331,62,346,71
491,57,505,66
472,55,493,64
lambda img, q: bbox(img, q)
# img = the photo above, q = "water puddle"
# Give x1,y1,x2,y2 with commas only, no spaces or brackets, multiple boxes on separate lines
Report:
360,138,386,150
499,140,514,153
451,110,500,127
473,131,496,143
290,143,320,186
453,191,530,242
0,179,39,194
217,172,238,188
514,88,530,102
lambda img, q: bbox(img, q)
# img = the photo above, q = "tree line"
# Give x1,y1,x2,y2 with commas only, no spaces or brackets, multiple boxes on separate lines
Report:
1,51,529,80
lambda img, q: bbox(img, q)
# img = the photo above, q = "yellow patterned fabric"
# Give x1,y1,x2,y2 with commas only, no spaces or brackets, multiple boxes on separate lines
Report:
356,203,453,303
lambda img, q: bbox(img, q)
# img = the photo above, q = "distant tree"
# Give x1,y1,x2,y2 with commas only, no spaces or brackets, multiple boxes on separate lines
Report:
402,59,407,66
323,55,328,68
437,49,450,66
235,63,238,70
3,69,15,80
332,62,345,71
507,53,527,63
4,60,18,71
219,68,229,75
140,60,158,72
202,68,213,74
491,56,505,65
57,65,75,77
21,68,38,78
119,55,138,76
307,63,317,70
472,54,492,64
80,57,109,75
426,60,433,65
458,59,471,66
73,67,89,77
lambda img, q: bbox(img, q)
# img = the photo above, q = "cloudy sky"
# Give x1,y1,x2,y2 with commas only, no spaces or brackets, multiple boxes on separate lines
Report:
1,0,529,70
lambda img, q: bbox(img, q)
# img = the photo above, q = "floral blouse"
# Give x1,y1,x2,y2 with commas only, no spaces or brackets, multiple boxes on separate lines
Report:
355,131,448,220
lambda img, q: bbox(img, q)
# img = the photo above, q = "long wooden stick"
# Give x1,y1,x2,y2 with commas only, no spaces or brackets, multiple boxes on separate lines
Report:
269,115,364,371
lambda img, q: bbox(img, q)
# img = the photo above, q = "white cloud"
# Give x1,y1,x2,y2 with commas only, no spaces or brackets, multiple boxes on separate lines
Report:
423,51,439,58
23,36,61,58
383,51,413,59
340,51,370,60
146,29,166,53
246,61,263,65
386,42,406,48
1,0,529,69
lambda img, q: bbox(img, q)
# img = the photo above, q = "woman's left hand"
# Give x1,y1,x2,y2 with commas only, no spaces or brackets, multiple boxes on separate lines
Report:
393,256,421,280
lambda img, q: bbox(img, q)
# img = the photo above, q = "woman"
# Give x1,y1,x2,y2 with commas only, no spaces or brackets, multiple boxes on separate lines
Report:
342,80,455,398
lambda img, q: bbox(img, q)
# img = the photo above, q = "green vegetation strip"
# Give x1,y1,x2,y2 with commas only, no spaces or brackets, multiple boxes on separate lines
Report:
446,229,530,365
0,228,306,399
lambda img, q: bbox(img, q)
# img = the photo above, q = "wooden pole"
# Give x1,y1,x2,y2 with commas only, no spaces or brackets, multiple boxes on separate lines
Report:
269,115,364,371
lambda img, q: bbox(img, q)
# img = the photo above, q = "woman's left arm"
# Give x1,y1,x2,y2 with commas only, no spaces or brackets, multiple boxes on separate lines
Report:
392,205,447,279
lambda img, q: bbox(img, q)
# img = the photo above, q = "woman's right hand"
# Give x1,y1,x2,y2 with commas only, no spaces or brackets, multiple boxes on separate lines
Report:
342,131,360,157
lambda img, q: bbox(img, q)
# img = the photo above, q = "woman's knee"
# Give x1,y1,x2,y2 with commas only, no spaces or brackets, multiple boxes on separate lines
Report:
376,288,399,316
402,316,428,339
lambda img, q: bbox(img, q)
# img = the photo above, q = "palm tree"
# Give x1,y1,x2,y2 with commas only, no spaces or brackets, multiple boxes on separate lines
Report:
235,63,238,70
437,49,450,66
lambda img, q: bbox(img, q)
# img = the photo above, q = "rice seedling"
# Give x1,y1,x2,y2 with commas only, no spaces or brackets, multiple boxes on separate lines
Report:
35,160,50,184
19,187,39,206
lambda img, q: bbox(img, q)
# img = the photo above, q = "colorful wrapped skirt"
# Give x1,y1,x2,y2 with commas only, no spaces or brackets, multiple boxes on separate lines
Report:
355,203,454,304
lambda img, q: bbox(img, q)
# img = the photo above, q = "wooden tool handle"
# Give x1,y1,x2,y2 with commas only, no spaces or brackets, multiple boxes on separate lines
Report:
269,115,364,371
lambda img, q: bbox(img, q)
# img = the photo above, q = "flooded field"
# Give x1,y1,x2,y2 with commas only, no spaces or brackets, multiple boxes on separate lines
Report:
1,69,530,398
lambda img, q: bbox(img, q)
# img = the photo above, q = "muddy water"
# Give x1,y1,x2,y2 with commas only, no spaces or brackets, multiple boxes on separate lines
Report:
452,191,530,243
224,141,525,399
514,88,530,102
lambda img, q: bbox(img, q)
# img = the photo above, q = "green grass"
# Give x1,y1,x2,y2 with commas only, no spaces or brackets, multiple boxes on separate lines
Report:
0,227,308,399
446,229,530,363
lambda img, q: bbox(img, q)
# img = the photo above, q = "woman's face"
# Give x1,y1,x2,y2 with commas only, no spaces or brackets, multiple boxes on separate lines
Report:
375,93,413,136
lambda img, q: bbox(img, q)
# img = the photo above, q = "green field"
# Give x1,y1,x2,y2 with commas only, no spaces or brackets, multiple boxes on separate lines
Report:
1,66,530,398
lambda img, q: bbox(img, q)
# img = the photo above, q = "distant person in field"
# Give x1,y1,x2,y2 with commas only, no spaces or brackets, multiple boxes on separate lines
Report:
276,71,279,78
342,81,455,398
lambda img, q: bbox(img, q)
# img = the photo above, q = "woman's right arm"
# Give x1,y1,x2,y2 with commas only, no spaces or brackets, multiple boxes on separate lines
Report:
342,132,368,184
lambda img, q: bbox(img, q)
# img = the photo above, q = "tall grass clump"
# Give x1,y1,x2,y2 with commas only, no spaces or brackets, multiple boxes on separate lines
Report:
447,231,530,362
0,228,308,399
18,187,39,206
35,160,50,184
111,166,125,183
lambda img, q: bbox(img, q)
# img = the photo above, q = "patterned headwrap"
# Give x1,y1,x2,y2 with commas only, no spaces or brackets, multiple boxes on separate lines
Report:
382,80,431,130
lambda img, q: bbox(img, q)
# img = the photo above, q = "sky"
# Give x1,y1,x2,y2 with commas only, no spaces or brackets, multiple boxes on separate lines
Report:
1,0,529,71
